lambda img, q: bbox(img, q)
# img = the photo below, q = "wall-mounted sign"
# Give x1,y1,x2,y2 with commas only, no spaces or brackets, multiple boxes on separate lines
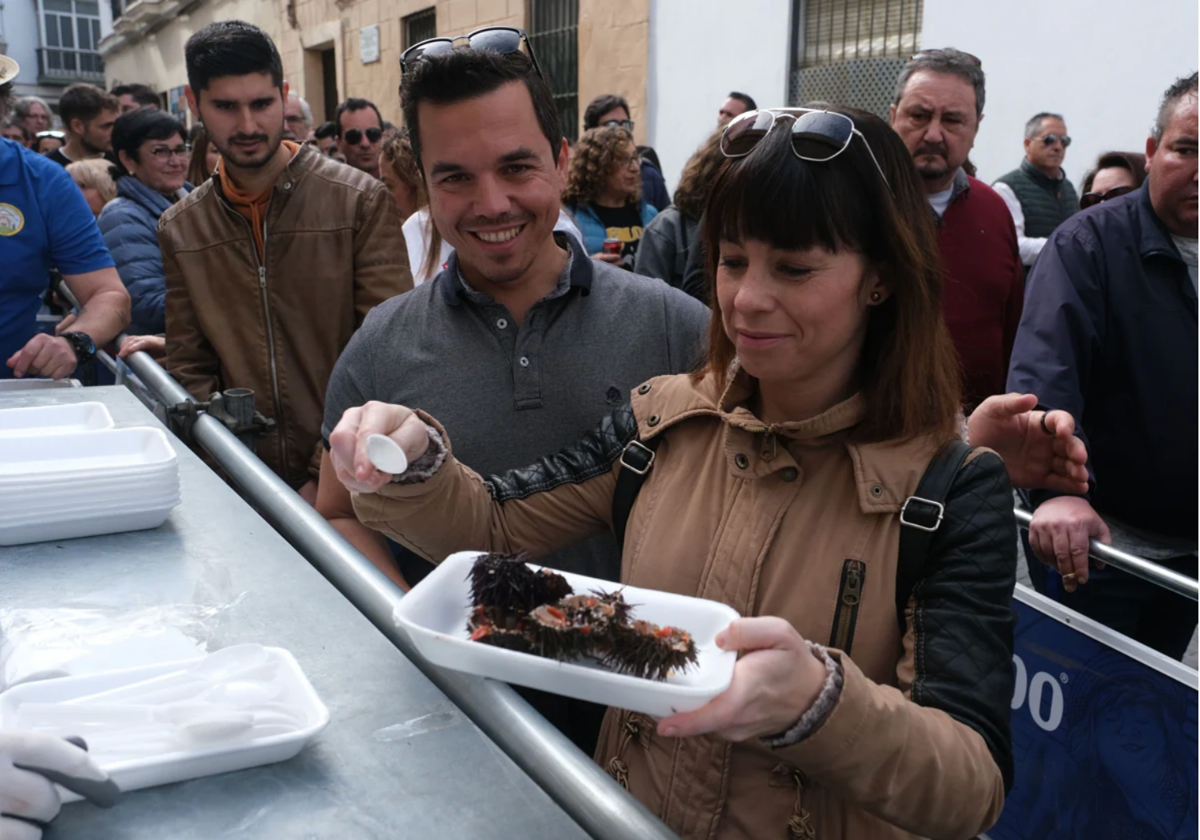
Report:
360,25,380,64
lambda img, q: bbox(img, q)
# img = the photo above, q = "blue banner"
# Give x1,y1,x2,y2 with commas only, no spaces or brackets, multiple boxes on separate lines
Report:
989,589,1198,839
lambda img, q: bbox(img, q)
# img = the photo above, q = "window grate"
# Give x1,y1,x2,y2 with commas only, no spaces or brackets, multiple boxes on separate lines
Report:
789,0,921,118
403,7,437,51
528,0,579,143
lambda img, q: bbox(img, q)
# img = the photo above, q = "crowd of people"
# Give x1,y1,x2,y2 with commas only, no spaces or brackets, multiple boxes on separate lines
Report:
0,21,1195,840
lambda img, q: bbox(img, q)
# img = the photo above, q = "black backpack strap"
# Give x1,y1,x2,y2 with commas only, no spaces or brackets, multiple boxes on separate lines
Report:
894,439,974,636
612,436,663,548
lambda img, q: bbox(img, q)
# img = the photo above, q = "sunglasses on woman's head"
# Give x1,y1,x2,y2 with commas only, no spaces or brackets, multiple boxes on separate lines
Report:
400,26,544,79
1080,184,1136,208
721,108,891,191
343,127,383,145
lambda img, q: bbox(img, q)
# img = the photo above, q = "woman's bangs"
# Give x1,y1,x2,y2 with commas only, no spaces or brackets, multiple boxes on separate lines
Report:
710,128,874,256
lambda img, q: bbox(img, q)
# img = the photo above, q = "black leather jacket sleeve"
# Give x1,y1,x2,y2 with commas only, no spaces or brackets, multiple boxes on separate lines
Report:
911,449,1017,792
357,406,636,563
482,404,638,503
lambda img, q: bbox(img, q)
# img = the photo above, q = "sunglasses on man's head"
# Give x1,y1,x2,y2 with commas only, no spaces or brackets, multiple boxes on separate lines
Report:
400,26,543,79
721,108,891,191
1040,133,1071,148
1080,184,1136,208
343,127,383,145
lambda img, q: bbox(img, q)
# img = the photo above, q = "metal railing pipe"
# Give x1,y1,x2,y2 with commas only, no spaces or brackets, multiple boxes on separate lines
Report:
119,347,678,840
1013,508,1197,601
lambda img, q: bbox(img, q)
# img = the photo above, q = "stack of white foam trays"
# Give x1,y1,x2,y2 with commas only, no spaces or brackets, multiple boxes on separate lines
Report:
0,403,180,546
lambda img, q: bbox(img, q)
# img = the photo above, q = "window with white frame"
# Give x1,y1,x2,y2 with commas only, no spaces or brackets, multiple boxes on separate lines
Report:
40,0,104,81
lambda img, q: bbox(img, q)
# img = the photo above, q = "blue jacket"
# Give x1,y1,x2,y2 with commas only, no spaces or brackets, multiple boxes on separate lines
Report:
97,176,193,335
566,200,659,256
1007,184,1197,537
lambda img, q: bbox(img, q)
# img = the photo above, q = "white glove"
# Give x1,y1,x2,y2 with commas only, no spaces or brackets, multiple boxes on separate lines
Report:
0,731,108,840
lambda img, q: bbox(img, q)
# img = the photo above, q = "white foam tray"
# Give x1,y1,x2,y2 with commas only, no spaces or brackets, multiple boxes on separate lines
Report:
0,505,177,546
0,379,81,392
0,402,114,436
0,427,177,479
394,552,740,717
0,647,330,802
0,491,182,523
0,462,179,490
0,474,179,503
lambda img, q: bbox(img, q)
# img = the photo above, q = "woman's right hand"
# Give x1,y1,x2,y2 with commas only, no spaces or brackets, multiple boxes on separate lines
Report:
591,252,622,265
328,402,431,494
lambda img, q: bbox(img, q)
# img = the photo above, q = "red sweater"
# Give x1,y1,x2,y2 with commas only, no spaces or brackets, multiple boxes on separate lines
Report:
936,175,1025,408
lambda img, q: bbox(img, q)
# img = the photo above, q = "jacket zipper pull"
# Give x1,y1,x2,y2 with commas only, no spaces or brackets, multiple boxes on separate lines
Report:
258,266,266,288
843,562,863,606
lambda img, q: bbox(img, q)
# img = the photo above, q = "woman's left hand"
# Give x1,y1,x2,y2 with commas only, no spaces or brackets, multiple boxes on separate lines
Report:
657,617,828,742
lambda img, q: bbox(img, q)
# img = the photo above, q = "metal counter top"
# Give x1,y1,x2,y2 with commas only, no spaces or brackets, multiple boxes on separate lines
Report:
0,386,589,840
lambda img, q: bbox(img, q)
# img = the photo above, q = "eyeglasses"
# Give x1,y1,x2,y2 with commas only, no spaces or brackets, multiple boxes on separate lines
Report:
602,119,635,132
721,108,891,190
343,127,383,145
148,145,190,160
1039,133,1071,148
614,153,640,170
36,130,65,139
284,114,307,125
1080,184,1135,208
400,26,543,79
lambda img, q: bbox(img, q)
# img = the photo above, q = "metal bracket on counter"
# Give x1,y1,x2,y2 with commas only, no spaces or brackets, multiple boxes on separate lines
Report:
167,389,275,449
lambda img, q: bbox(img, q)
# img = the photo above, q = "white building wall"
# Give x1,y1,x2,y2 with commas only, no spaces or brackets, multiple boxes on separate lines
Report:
921,0,1199,187
1,0,46,99
647,0,792,194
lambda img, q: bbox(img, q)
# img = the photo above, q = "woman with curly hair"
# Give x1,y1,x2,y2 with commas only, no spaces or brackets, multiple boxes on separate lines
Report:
562,125,657,268
634,128,723,302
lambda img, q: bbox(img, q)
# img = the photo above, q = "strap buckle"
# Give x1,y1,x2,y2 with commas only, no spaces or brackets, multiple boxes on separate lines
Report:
619,440,656,476
899,496,945,532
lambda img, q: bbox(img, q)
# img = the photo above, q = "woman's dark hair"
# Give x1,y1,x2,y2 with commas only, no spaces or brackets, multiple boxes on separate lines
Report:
400,48,561,173
111,108,186,174
583,94,630,130
187,125,214,184
562,126,639,208
673,129,724,219
314,121,338,141
185,21,283,95
1080,151,1147,195
699,106,962,443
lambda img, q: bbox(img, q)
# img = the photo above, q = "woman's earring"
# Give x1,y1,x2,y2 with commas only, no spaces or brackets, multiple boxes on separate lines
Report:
870,291,882,303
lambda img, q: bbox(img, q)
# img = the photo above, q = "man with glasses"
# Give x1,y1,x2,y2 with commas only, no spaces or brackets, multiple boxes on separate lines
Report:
283,92,313,143
890,47,1024,409
335,98,385,178
158,21,412,504
993,112,1080,267
1008,73,1198,660
318,33,708,753
582,93,669,211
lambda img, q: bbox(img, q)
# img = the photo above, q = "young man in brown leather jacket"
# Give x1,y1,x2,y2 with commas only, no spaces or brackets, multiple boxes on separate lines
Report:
160,21,412,502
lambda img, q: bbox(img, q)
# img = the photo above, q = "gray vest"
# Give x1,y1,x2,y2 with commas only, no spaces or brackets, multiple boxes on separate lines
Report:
995,159,1079,238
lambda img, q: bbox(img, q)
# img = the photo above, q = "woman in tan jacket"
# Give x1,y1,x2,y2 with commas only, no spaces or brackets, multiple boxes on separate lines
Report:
329,108,1052,839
